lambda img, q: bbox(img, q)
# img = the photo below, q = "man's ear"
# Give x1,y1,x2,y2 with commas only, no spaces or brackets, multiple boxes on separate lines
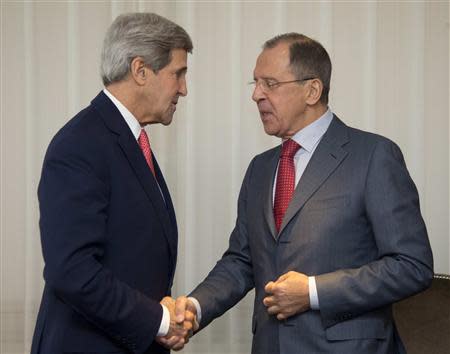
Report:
130,56,150,86
305,78,323,105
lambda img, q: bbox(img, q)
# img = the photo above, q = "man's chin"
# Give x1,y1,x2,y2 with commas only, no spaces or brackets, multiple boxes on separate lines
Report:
161,114,174,126
262,122,279,137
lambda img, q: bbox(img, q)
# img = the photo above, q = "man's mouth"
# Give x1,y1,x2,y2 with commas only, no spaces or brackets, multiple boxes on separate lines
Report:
257,101,273,119
260,111,274,120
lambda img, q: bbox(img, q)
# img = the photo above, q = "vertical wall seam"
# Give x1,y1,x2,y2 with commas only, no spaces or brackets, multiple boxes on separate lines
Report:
67,2,80,118
23,1,35,350
0,1,4,352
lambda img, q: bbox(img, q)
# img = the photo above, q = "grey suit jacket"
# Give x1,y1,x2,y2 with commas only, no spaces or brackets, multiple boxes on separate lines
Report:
190,116,433,354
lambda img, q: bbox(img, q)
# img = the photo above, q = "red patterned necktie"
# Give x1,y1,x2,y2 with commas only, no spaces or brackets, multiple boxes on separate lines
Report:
138,129,156,177
274,139,301,233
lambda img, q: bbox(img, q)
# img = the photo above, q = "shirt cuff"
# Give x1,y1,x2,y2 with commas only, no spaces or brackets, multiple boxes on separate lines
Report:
188,296,202,323
157,304,170,337
308,276,320,310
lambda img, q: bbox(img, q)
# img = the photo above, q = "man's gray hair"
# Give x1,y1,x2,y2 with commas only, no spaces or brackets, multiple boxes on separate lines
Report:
101,12,193,86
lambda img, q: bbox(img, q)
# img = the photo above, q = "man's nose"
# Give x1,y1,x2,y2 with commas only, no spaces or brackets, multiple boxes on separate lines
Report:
252,82,265,102
179,78,187,97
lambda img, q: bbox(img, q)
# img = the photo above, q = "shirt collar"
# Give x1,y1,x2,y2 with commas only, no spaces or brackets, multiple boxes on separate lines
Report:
103,88,142,140
289,108,333,153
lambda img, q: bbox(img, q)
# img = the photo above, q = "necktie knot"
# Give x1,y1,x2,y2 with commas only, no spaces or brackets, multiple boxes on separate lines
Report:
280,139,301,158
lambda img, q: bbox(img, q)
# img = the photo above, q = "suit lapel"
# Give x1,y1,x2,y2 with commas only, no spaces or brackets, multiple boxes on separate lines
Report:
117,134,176,239
262,148,280,240
153,157,178,262
92,92,177,264
278,116,350,236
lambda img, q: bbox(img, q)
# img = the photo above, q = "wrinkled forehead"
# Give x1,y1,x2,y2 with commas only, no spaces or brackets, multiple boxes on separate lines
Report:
254,42,292,78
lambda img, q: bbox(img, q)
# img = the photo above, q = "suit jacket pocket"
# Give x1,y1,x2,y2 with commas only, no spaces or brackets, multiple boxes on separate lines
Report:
325,316,388,340
307,195,350,211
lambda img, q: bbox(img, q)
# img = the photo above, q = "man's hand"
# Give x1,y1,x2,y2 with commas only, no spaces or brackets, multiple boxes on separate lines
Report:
156,296,198,351
174,296,199,333
263,271,310,320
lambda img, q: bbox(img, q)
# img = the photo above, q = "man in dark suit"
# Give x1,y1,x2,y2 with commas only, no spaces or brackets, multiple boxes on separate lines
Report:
173,33,434,353
31,13,195,354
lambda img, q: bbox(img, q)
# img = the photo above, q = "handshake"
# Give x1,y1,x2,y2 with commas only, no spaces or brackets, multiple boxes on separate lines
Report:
156,296,199,351
154,271,311,351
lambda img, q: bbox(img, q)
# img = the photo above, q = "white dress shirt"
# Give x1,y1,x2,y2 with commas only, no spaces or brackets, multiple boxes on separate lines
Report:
103,89,142,140
103,89,171,337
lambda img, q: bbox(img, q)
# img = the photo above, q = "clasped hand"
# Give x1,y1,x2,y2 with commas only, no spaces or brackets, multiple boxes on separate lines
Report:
156,296,198,351
263,271,310,320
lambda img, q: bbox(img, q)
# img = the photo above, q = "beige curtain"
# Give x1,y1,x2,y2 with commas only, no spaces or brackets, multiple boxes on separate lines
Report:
1,1,449,353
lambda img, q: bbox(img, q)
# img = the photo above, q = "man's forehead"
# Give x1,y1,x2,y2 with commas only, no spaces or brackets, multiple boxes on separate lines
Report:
170,48,187,61
254,43,291,75
167,48,188,69
261,42,290,58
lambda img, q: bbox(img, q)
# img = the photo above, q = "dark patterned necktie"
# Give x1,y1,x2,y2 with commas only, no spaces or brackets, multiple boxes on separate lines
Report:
138,129,156,177
273,139,300,232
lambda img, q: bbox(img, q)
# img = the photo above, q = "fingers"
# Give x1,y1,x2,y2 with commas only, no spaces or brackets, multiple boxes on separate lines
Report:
263,295,275,307
171,337,186,351
160,295,199,350
264,271,310,321
175,296,188,323
183,319,193,331
265,281,275,293
176,297,198,332
265,278,286,294
157,335,183,349
193,316,200,332
267,303,295,319
184,298,198,318
275,272,290,283
160,296,175,307
266,305,280,315
182,310,196,331
184,309,195,323
277,313,286,321
264,292,282,315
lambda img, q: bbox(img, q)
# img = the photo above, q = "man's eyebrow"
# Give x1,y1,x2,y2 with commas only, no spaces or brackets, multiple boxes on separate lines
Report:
176,66,188,74
253,76,277,81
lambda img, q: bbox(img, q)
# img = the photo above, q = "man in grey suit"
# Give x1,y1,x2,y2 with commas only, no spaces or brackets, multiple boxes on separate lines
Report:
168,33,433,353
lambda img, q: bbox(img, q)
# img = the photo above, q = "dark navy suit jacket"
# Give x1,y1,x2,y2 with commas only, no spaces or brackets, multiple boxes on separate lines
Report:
31,91,177,354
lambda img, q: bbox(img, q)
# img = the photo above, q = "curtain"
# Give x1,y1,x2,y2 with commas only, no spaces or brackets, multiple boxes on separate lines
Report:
1,1,448,353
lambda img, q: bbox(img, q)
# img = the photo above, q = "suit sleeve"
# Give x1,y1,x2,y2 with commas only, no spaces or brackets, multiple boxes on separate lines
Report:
315,138,433,328
189,158,256,329
39,135,161,353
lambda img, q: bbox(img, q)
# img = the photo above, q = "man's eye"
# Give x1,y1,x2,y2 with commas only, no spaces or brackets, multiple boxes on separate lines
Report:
176,71,186,79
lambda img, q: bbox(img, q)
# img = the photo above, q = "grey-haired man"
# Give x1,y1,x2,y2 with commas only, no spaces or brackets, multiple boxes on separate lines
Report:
32,13,195,354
